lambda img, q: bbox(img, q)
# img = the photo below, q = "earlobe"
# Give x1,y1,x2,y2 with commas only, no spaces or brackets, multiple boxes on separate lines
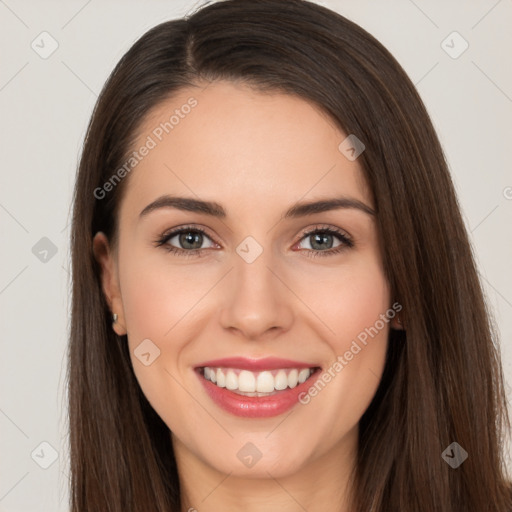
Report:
391,313,406,330
92,232,127,336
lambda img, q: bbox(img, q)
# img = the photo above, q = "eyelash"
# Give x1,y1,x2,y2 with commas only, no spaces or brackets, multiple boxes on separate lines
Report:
154,224,354,259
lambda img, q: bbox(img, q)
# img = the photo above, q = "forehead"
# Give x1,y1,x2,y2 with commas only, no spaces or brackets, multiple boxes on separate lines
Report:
120,80,371,220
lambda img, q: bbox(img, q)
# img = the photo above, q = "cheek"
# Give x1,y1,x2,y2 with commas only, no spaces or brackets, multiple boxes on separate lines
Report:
116,251,202,430
293,257,390,413
116,248,215,408
335,273,390,350
118,248,208,343
294,255,391,351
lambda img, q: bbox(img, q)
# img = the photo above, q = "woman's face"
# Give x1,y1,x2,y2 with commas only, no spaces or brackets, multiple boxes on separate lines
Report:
94,80,395,479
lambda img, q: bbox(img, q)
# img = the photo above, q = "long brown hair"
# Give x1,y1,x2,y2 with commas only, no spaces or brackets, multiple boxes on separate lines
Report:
68,1,511,510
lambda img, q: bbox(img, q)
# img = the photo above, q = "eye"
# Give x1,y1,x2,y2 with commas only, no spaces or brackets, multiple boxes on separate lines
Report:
154,224,354,258
294,225,353,258
154,226,217,257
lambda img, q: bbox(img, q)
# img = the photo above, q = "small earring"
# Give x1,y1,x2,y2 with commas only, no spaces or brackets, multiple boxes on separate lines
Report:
397,316,402,325
112,313,118,323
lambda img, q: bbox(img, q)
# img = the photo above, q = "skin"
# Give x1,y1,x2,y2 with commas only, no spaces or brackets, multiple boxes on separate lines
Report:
93,80,404,512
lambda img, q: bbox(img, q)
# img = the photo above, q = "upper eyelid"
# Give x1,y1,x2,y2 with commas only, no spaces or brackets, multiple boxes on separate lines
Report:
161,225,215,242
301,224,351,238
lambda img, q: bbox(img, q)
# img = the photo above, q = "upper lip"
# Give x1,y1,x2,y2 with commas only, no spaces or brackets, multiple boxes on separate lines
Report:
195,357,320,371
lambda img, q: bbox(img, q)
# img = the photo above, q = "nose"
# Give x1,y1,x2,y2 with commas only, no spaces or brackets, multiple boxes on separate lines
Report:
219,249,294,341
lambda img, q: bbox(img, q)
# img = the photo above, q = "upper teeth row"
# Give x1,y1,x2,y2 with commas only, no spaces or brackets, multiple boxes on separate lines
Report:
203,367,313,393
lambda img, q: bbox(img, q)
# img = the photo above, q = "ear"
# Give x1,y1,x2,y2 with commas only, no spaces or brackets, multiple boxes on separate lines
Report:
390,312,405,330
92,232,127,336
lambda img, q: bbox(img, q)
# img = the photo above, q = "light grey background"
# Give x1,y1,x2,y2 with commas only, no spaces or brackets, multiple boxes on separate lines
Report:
1,0,511,510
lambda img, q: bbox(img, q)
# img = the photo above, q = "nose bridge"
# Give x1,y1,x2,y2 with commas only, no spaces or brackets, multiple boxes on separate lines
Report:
234,241,276,297
219,238,293,338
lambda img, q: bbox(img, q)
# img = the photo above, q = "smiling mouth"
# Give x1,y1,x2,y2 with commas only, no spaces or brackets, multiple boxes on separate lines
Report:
198,366,321,397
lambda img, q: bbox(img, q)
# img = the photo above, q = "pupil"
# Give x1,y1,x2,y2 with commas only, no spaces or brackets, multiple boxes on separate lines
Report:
180,232,202,249
311,233,332,250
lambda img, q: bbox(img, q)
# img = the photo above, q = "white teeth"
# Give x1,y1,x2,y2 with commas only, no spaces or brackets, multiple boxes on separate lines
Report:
225,370,238,390
287,369,298,388
216,368,225,387
202,366,315,393
256,371,275,393
274,370,288,390
238,370,256,392
298,368,310,384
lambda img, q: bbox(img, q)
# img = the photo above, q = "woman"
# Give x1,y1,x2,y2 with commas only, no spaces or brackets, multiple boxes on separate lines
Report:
68,0,511,510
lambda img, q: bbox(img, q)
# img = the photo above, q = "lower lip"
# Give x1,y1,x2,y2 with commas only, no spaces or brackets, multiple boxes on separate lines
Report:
197,369,321,418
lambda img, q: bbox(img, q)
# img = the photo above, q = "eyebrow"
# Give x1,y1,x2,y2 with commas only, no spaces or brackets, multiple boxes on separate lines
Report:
139,195,376,219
